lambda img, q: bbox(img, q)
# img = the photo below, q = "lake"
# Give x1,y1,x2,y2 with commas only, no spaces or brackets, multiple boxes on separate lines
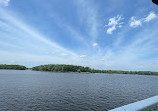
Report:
0,70,158,111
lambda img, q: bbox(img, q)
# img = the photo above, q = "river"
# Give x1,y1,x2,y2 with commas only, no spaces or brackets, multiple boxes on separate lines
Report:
0,70,158,111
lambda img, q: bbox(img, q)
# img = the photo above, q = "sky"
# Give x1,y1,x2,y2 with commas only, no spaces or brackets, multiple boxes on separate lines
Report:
0,0,158,71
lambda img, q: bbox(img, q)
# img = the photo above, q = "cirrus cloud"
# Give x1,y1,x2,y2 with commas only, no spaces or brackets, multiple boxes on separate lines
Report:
92,42,98,47
0,0,10,6
144,11,157,22
105,15,124,34
129,17,142,27
80,55,87,58
129,11,157,28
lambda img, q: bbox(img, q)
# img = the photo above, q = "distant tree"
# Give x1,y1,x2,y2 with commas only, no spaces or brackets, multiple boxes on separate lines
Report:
31,64,158,75
77,69,81,73
0,64,27,70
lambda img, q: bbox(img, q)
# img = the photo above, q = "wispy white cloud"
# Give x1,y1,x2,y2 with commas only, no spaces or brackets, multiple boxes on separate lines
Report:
144,11,157,22
49,13,89,47
106,26,116,35
92,42,98,47
74,0,99,40
80,55,87,58
0,8,78,57
130,11,157,28
66,26,89,47
0,0,10,6
129,17,142,27
105,15,124,34
61,53,68,56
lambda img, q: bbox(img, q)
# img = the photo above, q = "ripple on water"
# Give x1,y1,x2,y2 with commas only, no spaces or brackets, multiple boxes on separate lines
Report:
0,70,158,111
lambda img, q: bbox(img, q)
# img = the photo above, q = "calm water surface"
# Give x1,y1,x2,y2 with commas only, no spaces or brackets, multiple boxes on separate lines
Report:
0,70,158,111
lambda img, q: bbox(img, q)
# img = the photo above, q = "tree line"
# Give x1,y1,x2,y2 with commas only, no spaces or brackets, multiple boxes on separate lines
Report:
94,70,158,75
0,64,27,70
0,64,158,75
32,64,92,73
32,64,158,75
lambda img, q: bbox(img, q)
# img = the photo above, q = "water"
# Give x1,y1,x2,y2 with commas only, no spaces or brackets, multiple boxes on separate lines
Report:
0,70,158,111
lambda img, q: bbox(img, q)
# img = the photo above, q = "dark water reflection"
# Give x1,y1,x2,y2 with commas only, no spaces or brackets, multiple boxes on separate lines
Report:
0,70,158,111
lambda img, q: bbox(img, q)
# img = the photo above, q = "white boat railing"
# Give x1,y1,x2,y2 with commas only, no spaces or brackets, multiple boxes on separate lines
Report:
109,95,158,111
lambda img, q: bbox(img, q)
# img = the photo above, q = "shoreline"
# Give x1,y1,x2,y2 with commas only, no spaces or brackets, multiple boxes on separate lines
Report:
1,69,157,76
1,64,158,76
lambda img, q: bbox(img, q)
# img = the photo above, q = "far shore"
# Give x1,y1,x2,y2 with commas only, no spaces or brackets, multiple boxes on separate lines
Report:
0,64,158,76
32,70,158,76
1,69,158,76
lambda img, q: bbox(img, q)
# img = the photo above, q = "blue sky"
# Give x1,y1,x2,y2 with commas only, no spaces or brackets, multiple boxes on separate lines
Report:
0,0,158,71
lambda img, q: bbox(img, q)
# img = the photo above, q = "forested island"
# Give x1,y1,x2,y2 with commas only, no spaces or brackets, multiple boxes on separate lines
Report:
0,64,27,70
32,64,158,75
0,64,158,75
32,64,92,73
